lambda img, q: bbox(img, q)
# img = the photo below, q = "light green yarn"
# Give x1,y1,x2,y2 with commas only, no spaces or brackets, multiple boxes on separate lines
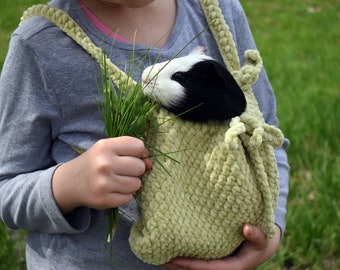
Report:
21,1,284,265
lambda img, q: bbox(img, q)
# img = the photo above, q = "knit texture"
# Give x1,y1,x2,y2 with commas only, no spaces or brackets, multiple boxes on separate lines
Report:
21,2,284,265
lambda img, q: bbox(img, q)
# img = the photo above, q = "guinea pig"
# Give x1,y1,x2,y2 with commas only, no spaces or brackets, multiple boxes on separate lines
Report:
141,47,246,122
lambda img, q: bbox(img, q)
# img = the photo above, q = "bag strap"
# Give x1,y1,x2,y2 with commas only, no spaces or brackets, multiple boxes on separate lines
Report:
198,0,241,71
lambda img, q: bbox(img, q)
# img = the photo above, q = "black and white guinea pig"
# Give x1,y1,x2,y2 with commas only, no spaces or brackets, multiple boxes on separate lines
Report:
141,47,246,122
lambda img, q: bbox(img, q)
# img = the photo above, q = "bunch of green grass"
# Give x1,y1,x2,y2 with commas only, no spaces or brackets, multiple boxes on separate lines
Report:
99,56,157,142
98,52,158,247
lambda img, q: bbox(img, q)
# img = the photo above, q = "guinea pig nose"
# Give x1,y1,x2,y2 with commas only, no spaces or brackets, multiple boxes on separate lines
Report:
142,67,154,81
141,71,147,82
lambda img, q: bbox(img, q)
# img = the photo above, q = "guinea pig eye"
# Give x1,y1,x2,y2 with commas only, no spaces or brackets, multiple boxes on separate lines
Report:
171,72,186,82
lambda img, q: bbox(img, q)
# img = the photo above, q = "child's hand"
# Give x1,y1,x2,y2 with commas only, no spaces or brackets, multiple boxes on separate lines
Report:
163,224,281,270
52,136,152,214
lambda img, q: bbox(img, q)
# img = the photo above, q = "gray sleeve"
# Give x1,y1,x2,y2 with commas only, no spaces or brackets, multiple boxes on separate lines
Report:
0,34,90,233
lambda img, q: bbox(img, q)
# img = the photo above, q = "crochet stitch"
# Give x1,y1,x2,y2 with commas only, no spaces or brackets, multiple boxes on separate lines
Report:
21,1,284,265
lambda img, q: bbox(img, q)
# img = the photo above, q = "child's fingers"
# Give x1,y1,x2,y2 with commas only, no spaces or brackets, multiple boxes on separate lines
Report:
108,136,148,158
100,193,134,210
143,156,153,170
112,156,147,176
242,224,267,249
110,175,142,194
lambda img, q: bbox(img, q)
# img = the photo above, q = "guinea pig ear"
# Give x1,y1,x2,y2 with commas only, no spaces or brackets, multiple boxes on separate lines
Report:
189,46,205,56
209,61,241,91
201,61,230,90
210,61,247,115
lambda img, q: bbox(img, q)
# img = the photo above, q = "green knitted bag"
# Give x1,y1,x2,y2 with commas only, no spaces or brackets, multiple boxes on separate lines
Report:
22,1,284,265
129,52,283,264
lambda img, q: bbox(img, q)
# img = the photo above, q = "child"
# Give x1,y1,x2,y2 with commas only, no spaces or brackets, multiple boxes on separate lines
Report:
0,0,289,269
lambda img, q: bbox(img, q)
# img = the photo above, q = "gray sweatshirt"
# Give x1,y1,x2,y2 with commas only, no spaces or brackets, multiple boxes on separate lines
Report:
0,0,289,269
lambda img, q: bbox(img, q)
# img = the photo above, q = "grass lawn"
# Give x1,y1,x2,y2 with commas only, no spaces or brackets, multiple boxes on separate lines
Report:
1,0,339,269
242,0,340,269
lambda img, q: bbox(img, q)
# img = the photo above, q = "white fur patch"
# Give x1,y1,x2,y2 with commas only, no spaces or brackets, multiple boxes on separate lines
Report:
142,49,212,107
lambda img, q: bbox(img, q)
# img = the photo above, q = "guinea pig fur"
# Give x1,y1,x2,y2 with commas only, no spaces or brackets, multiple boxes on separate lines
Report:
142,48,246,122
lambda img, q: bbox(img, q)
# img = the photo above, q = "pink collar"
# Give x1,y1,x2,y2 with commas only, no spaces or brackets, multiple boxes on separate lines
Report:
79,0,130,43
